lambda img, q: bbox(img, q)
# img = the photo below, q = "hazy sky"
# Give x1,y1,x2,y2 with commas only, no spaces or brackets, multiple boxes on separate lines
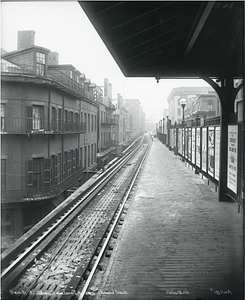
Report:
1,1,210,122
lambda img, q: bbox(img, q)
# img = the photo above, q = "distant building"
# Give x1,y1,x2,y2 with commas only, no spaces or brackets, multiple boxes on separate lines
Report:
96,78,116,168
187,93,220,120
167,86,216,124
112,93,130,152
124,99,145,139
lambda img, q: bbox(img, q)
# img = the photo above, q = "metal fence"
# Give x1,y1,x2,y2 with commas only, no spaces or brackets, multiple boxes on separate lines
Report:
157,117,243,206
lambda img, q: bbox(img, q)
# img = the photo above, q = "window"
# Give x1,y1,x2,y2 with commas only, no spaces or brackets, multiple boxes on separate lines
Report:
57,153,61,183
50,155,56,186
207,100,213,111
58,108,62,131
71,150,74,174
75,149,79,171
65,110,69,131
80,147,83,169
177,108,181,116
88,145,90,166
33,106,44,130
1,103,6,130
33,158,43,188
68,151,72,176
91,144,93,164
36,52,45,75
81,112,85,131
94,143,97,162
27,105,44,131
37,52,45,64
71,111,74,131
64,152,68,178
51,107,57,131
75,113,79,131
84,146,87,168
84,113,87,131
88,114,90,131
70,70,73,79
91,115,94,131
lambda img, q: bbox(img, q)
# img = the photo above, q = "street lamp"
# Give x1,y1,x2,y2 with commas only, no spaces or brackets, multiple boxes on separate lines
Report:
166,114,170,148
194,114,200,174
180,98,187,123
180,98,186,161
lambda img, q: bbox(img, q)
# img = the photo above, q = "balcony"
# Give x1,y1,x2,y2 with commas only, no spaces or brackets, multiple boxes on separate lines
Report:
1,168,85,203
47,68,84,95
105,102,116,110
1,63,85,98
101,118,116,125
26,121,87,135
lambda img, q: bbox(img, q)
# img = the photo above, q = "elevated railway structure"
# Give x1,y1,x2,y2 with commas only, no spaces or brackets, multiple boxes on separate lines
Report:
1,135,151,300
79,1,244,203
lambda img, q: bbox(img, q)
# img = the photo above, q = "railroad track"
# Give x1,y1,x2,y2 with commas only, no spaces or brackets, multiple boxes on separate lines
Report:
1,134,151,300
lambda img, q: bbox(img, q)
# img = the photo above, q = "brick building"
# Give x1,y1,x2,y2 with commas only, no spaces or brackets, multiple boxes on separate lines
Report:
97,78,116,168
112,93,130,153
1,31,98,237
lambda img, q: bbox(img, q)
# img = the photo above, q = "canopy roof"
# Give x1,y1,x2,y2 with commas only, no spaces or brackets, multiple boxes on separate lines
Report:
79,1,243,79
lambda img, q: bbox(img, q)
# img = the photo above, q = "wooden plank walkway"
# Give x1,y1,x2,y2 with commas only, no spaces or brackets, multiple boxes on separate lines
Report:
91,138,243,300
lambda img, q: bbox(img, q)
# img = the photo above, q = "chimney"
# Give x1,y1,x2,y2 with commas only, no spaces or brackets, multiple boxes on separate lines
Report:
48,52,59,65
17,30,35,50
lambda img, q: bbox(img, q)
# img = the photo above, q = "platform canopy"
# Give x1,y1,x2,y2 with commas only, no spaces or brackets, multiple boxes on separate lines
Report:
79,1,243,80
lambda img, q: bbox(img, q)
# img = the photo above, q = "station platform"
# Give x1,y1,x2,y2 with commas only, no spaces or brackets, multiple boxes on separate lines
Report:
91,138,243,300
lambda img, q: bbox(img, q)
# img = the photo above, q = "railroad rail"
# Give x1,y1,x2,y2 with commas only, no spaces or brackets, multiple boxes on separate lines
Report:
1,134,151,300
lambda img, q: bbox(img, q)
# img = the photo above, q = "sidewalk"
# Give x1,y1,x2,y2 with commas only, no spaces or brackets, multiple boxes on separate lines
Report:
92,138,243,300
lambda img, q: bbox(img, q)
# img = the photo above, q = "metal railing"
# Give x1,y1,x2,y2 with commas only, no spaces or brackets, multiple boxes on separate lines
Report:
1,63,85,96
101,118,116,125
1,169,85,202
47,69,84,95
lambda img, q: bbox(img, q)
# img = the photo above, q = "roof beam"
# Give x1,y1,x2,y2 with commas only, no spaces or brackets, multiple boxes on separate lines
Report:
185,1,215,56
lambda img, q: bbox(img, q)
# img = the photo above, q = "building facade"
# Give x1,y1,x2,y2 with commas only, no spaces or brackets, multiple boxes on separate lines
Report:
1,31,98,237
124,99,145,139
112,93,130,152
97,78,116,168
167,86,216,124
1,31,147,239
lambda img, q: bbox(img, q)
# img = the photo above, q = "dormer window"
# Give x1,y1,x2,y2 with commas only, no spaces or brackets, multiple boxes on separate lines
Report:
36,52,45,75
207,99,213,111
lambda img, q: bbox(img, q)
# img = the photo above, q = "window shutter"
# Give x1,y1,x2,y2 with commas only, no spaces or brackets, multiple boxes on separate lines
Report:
68,151,72,175
42,106,46,130
44,158,51,187
26,106,33,131
27,159,33,187
76,149,79,171
64,152,67,178
55,155,58,184
74,149,77,172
